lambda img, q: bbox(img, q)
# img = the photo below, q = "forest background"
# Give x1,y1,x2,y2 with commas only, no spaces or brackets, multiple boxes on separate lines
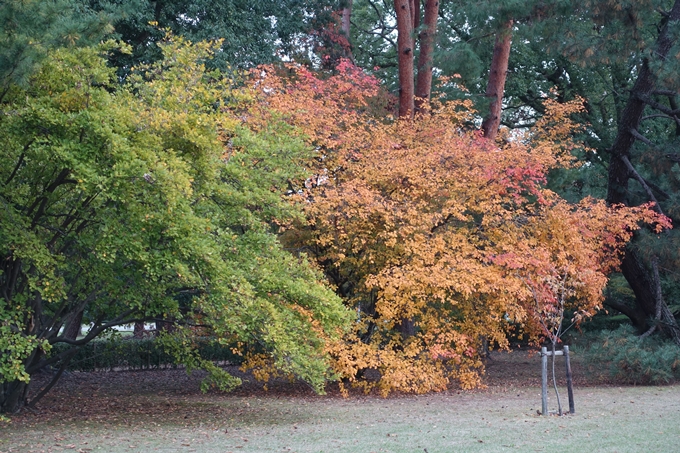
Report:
2,0,680,415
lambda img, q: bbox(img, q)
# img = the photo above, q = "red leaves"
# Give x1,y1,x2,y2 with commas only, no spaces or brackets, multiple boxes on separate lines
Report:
251,64,671,394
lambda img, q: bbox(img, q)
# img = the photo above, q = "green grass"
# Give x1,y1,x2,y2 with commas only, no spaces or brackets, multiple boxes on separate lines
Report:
2,385,679,452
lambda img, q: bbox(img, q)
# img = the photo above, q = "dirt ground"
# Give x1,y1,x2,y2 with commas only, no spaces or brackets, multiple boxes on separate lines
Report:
9,349,596,425
5,350,680,453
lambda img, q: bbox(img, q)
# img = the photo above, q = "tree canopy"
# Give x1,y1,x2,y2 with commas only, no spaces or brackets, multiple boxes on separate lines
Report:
0,38,349,413
2,0,680,413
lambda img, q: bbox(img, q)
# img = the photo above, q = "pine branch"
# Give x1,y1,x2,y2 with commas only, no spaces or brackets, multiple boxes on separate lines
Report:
639,95,680,116
629,128,657,147
640,113,680,128
621,155,664,215
652,90,678,96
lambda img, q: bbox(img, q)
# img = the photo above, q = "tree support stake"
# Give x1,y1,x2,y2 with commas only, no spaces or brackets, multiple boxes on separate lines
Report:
540,346,575,415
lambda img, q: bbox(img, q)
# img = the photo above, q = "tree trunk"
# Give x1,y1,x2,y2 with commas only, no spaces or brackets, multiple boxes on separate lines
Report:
410,0,420,48
63,310,84,341
1,381,28,414
399,317,416,339
415,0,439,113
606,0,680,331
669,96,680,136
341,0,353,59
341,1,352,37
481,19,513,140
394,0,415,118
156,317,175,334
619,249,662,330
133,320,146,339
0,346,42,413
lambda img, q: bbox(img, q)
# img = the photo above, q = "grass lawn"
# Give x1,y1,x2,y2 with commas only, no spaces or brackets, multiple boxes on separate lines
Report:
2,352,679,452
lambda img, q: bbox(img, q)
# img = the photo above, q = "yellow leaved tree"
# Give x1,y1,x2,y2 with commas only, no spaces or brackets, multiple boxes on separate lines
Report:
248,62,669,395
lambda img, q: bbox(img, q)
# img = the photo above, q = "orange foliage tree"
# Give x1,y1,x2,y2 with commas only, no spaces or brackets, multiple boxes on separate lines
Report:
249,63,669,395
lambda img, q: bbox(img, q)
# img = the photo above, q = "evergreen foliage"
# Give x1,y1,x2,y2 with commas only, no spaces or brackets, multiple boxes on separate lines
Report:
0,0,112,98
85,0,336,73
580,325,680,384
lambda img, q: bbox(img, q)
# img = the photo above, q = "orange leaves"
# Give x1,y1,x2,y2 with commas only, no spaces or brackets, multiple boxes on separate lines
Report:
492,197,671,341
252,63,670,394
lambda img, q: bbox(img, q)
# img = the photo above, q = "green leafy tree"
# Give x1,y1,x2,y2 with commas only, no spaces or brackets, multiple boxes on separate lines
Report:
0,38,349,413
85,0,337,74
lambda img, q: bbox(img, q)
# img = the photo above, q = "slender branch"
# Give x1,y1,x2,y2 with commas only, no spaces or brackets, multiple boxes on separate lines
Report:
26,353,75,408
27,169,77,228
354,25,397,49
629,128,657,147
641,113,680,126
4,140,34,186
638,95,680,116
621,155,664,215
643,178,671,201
50,309,137,346
652,89,678,96
26,311,142,374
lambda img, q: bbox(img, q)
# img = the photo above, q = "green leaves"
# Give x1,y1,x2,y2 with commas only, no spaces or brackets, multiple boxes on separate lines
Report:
0,38,349,408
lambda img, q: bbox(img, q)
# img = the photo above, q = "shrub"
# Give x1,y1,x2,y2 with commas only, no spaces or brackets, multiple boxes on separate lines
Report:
49,336,243,372
578,325,680,385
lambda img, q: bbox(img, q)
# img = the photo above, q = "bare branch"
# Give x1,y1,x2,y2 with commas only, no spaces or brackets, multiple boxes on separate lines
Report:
652,89,678,97
638,95,680,116
640,113,680,129
629,128,657,147
621,155,664,215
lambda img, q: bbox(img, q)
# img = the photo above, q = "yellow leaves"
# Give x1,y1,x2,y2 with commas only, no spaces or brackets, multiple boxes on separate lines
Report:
259,62,670,395
240,352,278,383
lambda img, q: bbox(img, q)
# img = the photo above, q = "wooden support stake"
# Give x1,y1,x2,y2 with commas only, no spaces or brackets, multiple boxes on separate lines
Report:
564,345,575,414
541,346,548,416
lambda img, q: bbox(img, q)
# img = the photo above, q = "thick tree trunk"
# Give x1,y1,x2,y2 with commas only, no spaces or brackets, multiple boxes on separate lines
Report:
1,381,28,414
606,0,680,333
481,19,513,140
669,96,680,136
63,310,83,341
607,0,680,203
619,250,663,330
415,0,439,113
1,346,42,413
394,0,415,118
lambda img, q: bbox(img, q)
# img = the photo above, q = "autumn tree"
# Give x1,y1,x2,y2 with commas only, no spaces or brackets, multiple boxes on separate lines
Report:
485,0,680,337
379,0,680,339
255,63,668,394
